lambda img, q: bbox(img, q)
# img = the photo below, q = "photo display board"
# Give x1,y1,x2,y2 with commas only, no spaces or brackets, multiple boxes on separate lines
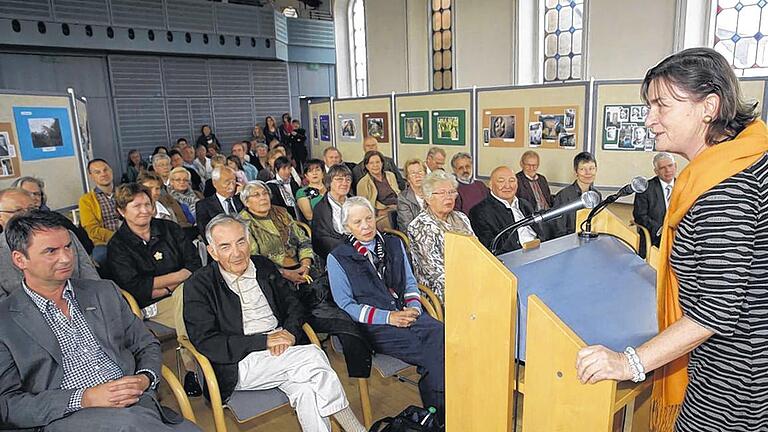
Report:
308,99,331,159
333,96,393,164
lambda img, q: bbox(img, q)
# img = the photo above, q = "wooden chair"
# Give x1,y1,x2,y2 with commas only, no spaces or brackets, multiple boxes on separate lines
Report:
296,220,312,238
332,295,442,428
119,289,196,424
418,283,443,322
381,227,409,248
179,323,340,432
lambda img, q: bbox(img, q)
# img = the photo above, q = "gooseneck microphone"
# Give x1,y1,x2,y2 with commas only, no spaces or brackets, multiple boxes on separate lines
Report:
578,176,648,239
490,191,601,255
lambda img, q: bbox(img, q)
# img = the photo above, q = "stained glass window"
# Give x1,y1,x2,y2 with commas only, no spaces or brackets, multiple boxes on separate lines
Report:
350,0,368,97
712,0,768,76
542,0,585,82
431,0,453,90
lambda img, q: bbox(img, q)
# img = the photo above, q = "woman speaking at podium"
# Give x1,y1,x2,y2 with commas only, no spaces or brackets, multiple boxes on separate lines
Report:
576,48,768,432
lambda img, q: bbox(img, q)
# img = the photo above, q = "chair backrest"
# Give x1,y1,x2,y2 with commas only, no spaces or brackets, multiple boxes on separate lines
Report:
382,228,409,248
296,220,312,238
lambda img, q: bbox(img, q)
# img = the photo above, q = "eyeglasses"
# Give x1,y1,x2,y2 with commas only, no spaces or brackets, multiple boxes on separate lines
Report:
26,191,43,197
332,176,352,183
431,190,458,199
171,178,189,183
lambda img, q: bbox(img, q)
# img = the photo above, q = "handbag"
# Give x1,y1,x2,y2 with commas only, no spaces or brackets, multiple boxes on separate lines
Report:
369,406,442,432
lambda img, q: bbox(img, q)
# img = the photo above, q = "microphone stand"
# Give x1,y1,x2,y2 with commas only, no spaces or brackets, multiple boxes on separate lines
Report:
490,216,537,256
578,195,619,239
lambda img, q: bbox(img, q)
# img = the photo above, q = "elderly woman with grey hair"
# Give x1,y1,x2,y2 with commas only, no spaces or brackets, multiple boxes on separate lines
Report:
11,176,49,211
168,166,203,222
151,152,173,185
407,170,474,303
327,196,445,423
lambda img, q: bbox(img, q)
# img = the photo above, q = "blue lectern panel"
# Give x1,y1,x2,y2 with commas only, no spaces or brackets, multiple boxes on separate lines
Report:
498,234,658,361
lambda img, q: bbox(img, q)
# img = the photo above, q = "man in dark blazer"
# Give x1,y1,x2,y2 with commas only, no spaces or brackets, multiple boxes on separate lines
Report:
633,152,677,253
469,166,541,255
0,210,198,431
184,214,366,432
266,156,301,218
515,150,554,212
195,166,243,238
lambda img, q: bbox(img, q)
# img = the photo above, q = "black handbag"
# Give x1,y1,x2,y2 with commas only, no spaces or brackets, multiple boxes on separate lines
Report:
369,406,442,432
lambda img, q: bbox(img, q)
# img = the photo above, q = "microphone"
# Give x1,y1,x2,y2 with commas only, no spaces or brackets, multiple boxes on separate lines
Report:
579,176,648,238
490,191,601,255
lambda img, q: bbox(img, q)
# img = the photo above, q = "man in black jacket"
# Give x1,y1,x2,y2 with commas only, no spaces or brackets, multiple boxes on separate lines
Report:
469,166,540,254
184,215,365,432
194,166,243,238
633,152,676,254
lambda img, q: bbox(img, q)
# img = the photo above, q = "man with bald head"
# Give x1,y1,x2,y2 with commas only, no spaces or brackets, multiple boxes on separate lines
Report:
352,137,406,190
468,166,540,254
0,188,98,300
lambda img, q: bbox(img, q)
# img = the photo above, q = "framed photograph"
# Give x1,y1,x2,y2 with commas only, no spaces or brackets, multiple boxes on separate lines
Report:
483,107,524,148
0,132,13,157
431,110,466,146
337,114,358,141
13,107,75,161
363,111,390,143
483,128,490,144
558,132,576,148
312,116,319,139
619,107,630,123
644,138,656,152
399,111,430,144
564,108,576,129
604,126,618,144
617,123,636,149
630,105,648,123
319,115,331,142
529,122,542,147
539,114,565,141
0,158,13,177
632,126,647,148
490,115,516,139
605,106,622,129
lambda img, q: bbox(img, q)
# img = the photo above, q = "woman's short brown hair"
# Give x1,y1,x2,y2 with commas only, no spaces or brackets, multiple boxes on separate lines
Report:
403,158,426,180
641,47,758,145
114,183,151,210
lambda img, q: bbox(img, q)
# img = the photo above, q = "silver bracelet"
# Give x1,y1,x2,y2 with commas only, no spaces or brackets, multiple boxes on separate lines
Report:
623,346,646,383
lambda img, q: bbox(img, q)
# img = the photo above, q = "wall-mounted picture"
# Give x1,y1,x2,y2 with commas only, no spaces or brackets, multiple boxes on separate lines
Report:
0,158,13,177
529,105,580,150
559,132,576,148
338,114,358,141
539,114,565,140
483,128,490,144
602,104,654,151
564,108,576,129
0,123,20,180
431,110,466,146
12,107,75,161
0,132,14,157
319,114,331,142
529,122,542,147
312,116,319,140
399,111,430,144
483,107,524,148
363,111,390,143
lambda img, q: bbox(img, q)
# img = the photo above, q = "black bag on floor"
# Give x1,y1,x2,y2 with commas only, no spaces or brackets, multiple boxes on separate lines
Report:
368,405,442,432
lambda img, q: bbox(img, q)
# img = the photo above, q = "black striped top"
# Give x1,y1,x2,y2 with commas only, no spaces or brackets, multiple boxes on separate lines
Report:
670,153,768,432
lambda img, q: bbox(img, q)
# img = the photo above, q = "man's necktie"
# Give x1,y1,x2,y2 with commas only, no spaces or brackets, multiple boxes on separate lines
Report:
226,198,235,215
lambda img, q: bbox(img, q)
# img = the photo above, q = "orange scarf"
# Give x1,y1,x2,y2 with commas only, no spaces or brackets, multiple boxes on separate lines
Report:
651,120,768,431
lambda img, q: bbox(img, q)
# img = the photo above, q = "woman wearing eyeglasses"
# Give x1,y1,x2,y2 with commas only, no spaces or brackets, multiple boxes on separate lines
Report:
407,170,475,303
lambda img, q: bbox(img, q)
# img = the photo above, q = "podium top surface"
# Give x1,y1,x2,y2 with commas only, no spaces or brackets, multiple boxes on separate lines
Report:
498,234,659,360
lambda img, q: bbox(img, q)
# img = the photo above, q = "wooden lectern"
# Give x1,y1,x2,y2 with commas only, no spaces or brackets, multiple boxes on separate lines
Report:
445,209,657,431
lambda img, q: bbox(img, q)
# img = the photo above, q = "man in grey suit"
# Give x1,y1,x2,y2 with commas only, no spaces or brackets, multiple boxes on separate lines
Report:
0,188,99,301
0,210,199,431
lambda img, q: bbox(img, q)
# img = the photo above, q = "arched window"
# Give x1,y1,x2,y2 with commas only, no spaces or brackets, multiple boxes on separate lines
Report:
349,0,368,97
542,0,585,82
711,0,768,76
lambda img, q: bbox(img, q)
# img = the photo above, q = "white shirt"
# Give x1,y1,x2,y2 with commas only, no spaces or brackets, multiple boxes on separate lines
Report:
490,192,538,245
191,158,211,179
155,200,173,220
328,195,344,234
415,194,425,209
221,262,279,336
216,193,237,215
660,178,675,209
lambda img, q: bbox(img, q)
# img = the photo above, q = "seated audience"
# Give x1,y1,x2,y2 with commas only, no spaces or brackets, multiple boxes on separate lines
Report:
328,197,445,422
0,189,98,301
206,142,220,158
296,159,326,222
203,154,227,197
551,152,602,238
268,138,282,150
266,156,301,218
322,146,357,173
184,215,367,432
352,137,406,190
407,170,474,302
256,147,283,182
121,149,147,184
356,150,401,230
226,155,249,186
195,124,220,150
469,166,540,254
79,158,120,266
232,141,259,181
451,152,488,214
397,158,427,229
251,142,269,171
152,145,169,159
516,150,553,212
633,152,677,252
169,150,202,192
138,171,181,224
182,144,207,184
152,153,173,187
193,143,212,180
264,116,281,145
425,147,446,174
169,167,203,223
195,166,244,238
312,164,353,260
0,211,198,431
251,124,266,145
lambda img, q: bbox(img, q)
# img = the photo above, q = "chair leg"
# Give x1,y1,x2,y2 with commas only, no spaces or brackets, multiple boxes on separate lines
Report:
358,378,373,428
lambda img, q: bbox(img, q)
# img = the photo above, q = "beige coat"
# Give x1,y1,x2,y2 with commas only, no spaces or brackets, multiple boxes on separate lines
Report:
356,171,401,210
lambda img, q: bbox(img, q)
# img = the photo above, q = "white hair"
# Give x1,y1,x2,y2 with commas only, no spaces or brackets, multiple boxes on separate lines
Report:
211,166,234,181
152,153,170,166
340,196,375,234
239,180,271,203
422,170,458,199
204,213,248,245
653,152,675,168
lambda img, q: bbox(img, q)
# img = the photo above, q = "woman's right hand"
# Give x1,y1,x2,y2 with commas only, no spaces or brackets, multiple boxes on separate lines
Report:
280,268,306,285
388,309,419,328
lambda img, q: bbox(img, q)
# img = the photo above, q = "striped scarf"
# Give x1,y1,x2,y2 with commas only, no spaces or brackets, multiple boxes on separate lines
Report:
349,233,388,283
